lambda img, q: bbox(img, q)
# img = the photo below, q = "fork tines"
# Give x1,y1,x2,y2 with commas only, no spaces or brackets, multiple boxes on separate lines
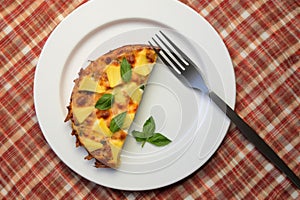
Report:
148,31,190,75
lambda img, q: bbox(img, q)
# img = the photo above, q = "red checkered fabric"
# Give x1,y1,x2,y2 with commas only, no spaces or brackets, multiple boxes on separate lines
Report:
1,0,299,199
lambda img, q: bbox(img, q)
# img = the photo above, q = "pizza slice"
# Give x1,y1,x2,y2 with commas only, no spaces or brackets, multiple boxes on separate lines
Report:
65,45,159,168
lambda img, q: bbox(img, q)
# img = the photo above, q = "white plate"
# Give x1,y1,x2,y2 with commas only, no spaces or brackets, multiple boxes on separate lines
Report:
34,0,236,190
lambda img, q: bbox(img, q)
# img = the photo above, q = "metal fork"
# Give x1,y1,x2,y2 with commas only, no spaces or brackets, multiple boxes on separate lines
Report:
149,31,300,189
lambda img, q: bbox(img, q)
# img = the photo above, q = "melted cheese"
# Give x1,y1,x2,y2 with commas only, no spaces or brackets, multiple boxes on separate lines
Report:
130,88,143,103
113,86,128,106
109,141,122,164
124,82,138,96
105,64,121,88
73,106,94,123
133,64,154,76
79,76,105,93
80,137,103,152
92,118,114,137
98,118,113,137
121,113,135,129
135,49,150,66
92,119,102,134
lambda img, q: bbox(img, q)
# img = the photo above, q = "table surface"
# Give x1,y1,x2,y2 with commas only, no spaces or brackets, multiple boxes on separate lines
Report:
1,0,299,199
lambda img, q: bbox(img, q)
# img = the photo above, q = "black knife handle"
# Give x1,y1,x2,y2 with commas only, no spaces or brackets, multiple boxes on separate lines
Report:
209,91,300,189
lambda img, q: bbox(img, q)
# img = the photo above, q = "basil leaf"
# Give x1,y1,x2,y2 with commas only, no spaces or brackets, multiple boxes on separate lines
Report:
109,112,127,133
95,93,114,110
132,130,154,139
147,133,171,147
141,140,147,147
132,130,145,138
142,116,155,135
135,137,146,142
131,116,171,148
120,57,132,82
140,85,145,90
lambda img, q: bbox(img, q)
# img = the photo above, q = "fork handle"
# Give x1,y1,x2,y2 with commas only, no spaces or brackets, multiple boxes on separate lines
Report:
209,91,300,189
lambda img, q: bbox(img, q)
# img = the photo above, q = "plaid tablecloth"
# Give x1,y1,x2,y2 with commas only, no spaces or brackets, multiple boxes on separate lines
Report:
1,0,299,199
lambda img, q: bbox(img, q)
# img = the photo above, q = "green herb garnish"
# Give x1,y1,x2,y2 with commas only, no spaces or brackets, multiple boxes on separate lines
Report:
109,111,127,133
120,57,132,82
95,93,114,110
147,133,172,146
132,116,171,147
